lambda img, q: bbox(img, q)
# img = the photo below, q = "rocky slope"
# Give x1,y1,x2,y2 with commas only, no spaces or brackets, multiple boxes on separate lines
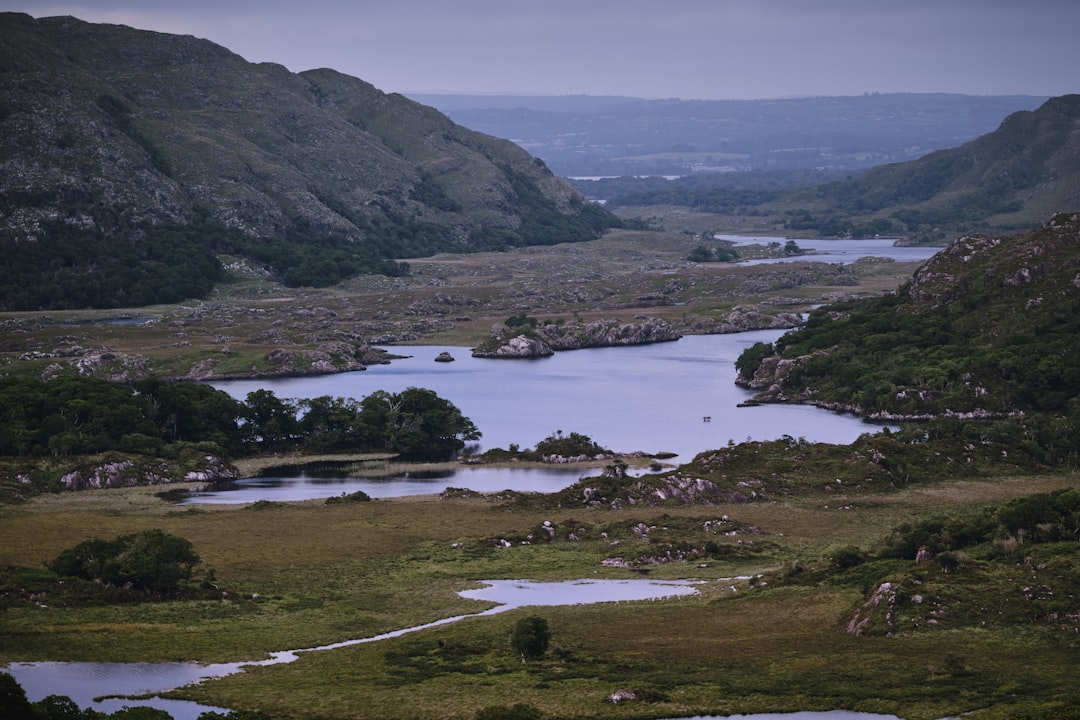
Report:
797,94,1080,235
0,13,618,309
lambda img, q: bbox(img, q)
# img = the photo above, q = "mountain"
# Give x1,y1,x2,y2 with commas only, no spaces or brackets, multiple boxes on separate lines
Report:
737,212,1080,423
0,13,618,310
786,94,1080,237
413,92,1046,177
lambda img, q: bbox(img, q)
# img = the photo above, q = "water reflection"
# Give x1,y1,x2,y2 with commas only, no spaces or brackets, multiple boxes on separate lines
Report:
716,234,940,266
212,332,881,463
182,465,596,504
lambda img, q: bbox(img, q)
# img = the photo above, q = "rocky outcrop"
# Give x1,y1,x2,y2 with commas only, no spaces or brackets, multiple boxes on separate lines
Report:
572,474,757,510
540,317,680,350
471,333,554,359
846,581,899,636
737,349,833,404
434,351,455,362
179,341,399,380
60,454,238,491
472,317,679,359
22,345,153,383
690,307,803,335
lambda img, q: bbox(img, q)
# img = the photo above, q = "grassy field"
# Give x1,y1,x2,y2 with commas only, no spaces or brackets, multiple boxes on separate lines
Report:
2,470,1077,719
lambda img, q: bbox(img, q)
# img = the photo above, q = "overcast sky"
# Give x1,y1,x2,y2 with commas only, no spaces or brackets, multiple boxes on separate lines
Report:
6,1,1078,100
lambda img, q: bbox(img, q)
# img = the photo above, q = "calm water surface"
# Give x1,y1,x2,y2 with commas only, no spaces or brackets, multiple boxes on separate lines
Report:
201,331,883,503
716,234,940,266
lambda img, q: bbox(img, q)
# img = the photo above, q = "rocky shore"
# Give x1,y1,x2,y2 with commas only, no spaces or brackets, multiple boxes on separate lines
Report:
472,317,681,359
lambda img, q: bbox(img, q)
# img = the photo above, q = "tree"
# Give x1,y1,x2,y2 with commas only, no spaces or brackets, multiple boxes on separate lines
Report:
49,529,200,595
510,615,550,660
297,396,364,452
242,389,299,451
33,695,98,720
687,245,713,262
358,387,480,455
0,672,43,720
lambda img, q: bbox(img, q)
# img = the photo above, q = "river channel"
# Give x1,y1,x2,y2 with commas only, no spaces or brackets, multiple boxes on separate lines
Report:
5,578,901,720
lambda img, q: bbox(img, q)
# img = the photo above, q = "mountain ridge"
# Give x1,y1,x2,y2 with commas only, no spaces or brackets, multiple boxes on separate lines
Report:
0,13,617,309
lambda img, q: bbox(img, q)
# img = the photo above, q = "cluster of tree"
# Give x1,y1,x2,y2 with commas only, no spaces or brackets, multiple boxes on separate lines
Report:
872,488,1080,564
574,168,853,207
471,166,620,251
478,430,611,462
243,387,480,456
686,244,738,263
0,376,244,458
49,529,200,596
0,222,225,310
821,489,1080,596
780,211,904,239
0,186,617,310
736,219,1080,431
0,376,480,461
1,671,270,720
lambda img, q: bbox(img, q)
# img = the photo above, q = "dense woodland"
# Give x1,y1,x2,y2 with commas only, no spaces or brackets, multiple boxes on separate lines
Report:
0,376,479,470
735,214,1080,423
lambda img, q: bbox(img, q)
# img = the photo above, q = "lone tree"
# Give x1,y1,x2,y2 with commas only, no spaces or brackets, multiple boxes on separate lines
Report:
510,615,551,660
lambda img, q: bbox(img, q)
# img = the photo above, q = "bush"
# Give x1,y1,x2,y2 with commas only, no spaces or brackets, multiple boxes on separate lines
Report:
325,490,371,505
510,615,551,660
533,431,609,459
831,546,866,569
49,529,200,595
475,705,543,720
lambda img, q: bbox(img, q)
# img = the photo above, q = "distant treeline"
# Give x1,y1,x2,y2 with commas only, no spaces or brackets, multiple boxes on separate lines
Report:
0,376,479,460
0,188,619,311
572,168,855,209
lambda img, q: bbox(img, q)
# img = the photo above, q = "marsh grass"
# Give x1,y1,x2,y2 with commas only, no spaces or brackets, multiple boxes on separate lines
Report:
2,475,1078,716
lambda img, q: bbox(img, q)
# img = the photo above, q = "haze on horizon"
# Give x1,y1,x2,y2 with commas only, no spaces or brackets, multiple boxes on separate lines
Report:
3,0,1078,101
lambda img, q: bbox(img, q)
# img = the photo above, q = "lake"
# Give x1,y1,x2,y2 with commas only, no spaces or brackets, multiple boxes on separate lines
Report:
196,331,884,503
716,234,940,266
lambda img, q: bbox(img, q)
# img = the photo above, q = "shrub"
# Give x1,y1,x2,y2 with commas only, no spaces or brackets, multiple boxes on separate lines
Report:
475,705,543,720
49,529,200,595
510,615,551,660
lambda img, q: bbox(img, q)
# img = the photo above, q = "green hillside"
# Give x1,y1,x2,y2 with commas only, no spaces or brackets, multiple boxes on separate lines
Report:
738,212,1080,437
592,95,1080,241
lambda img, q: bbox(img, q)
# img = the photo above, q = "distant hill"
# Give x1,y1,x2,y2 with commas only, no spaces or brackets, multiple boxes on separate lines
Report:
737,212,1080,421
413,92,1047,177
590,95,1080,240
787,94,1080,237
0,13,618,310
